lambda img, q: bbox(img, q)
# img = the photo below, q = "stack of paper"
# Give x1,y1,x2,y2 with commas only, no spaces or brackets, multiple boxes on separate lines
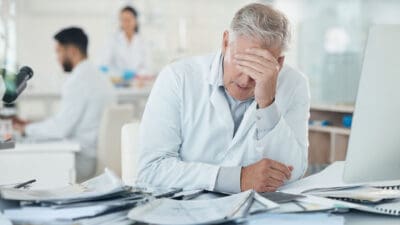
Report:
0,212,12,225
280,161,400,194
4,204,110,222
280,161,400,216
0,169,147,223
79,210,133,225
304,186,400,203
243,213,344,225
128,190,279,225
1,169,127,204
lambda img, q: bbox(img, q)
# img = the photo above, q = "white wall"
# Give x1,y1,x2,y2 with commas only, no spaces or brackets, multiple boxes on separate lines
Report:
16,0,266,93
16,0,120,93
16,0,302,119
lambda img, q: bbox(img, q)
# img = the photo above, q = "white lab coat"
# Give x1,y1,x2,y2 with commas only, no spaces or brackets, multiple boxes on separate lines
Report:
25,60,116,180
101,31,150,75
137,52,310,191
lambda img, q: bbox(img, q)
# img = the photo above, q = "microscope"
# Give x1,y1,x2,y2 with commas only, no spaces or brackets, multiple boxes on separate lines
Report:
0,66,33,149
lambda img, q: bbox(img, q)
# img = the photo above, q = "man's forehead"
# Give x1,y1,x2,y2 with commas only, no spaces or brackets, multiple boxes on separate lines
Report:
230,35,282,57
55,42,74,51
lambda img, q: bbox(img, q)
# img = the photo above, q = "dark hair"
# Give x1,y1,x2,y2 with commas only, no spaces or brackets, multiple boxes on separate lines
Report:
54,27,88,56
121,6,139,33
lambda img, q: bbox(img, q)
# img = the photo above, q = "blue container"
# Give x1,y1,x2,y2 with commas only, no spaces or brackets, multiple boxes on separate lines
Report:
99,65,109,73
342,115,352,128
123,69,136,81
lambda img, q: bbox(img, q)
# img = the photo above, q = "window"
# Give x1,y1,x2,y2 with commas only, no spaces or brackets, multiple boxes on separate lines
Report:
0,0,16,71
276,0,400,105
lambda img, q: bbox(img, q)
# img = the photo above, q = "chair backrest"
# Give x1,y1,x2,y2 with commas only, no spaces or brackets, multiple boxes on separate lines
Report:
96,104,134,176
121,121,141,186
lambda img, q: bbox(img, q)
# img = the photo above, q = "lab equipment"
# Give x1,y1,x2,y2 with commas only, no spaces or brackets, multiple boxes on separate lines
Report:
1,66,33,103
0,66,34,149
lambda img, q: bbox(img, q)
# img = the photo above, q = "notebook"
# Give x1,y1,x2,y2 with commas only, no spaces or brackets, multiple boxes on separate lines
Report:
356,199,400,216
280,162,400,216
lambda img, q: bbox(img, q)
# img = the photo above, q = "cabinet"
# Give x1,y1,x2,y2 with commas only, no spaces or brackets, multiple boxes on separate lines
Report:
307,104,354,174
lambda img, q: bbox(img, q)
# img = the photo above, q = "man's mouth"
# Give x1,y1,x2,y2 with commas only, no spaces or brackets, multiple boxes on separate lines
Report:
236,83,250,90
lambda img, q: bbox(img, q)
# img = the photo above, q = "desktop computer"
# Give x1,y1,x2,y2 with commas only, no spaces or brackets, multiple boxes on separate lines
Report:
344,25,400,183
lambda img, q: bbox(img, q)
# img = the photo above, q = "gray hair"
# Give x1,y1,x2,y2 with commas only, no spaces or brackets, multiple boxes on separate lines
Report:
229,3,291,51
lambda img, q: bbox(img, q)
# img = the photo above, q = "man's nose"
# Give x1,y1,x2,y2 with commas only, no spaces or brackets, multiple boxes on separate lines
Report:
238,74,252,86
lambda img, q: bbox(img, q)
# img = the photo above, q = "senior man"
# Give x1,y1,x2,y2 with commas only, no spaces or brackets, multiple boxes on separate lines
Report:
136,3,310,193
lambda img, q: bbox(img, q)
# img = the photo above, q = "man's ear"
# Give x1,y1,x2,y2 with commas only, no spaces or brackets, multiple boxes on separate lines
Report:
222,30,229,55
277,56,285,71
65,45,75,58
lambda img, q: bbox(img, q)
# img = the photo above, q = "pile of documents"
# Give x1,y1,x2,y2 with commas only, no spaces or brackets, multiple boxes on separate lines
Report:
304,186,400,203
280,161,400,216
0,169,151,224
128,190,279,225
2,161,399,224
242,213,344,225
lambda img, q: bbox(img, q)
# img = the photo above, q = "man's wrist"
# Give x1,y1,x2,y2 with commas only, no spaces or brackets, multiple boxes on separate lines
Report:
240,167,244,191
257,97,275,109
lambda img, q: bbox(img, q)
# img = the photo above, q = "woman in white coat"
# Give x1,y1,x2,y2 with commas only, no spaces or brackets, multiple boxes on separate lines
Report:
101,6,150,78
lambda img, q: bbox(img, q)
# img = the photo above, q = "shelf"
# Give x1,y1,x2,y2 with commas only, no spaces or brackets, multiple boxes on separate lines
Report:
310,103,355,113
308,106,352,167
309,125,351,136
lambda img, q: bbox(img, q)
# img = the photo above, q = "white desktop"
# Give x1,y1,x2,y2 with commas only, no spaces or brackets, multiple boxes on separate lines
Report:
343,25,400,183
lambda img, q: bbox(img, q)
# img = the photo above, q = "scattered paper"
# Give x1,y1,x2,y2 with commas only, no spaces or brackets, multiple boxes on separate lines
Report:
280,161,400,194
244,213,344,225
307,186,400,203
0,169,125,203
4,204,109,222
0,213,12,225
128,190,278,225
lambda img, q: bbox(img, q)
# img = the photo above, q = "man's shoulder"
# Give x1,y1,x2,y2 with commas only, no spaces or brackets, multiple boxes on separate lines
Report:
165,53,216,80
67,60,112,93
70,61,100,83
279,64,309,88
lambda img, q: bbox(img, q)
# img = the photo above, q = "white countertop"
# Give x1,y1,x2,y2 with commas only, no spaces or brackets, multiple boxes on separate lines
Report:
0,140,80,153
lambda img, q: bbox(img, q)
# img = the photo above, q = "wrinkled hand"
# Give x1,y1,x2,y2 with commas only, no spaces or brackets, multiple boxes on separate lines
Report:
241,158,293,192
234,48,283,108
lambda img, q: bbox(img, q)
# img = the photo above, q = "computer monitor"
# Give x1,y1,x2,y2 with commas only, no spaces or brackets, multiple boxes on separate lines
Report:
343,25,400,183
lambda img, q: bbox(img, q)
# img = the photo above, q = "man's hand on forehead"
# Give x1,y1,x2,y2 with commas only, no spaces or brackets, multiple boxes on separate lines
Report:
234,48,281,72
233,47,283,108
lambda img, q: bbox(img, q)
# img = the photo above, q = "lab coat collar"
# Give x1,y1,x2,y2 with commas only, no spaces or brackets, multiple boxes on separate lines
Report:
208,51,257,148
72,59,90,76
117,30,140,46
207,51,224,86
209,52,234,136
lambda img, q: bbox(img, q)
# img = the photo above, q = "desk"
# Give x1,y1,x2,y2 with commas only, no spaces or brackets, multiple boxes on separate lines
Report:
20,87,152,102
234,211,400,225
129,211,399,225
1,195,399,224
342,211,400,224
0,141,80,189
19,87,152,119
79,209,400,225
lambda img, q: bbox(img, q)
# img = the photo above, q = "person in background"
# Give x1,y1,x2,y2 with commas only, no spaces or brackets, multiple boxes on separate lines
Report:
13,27,116,181
136,3,310,193
101,6,151,81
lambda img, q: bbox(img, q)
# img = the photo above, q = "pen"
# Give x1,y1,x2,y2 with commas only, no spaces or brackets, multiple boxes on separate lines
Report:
13,179,36,189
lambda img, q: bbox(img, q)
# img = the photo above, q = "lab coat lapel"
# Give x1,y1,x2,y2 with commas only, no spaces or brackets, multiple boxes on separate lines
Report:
210,87,234,132
208,52,234,134
228,101,257,149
